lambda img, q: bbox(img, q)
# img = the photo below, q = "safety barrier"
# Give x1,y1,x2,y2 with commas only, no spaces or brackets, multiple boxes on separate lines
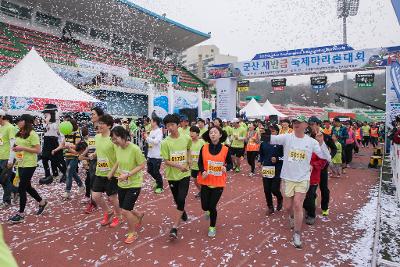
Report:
391,144,400,202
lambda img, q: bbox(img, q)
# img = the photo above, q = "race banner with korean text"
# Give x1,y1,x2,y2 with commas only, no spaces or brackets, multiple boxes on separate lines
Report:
233,46,400,78
216,78,237,121
386,63,400,128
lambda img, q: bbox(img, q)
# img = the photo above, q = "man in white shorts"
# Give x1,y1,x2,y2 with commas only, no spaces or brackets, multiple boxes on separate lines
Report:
268,115,331,248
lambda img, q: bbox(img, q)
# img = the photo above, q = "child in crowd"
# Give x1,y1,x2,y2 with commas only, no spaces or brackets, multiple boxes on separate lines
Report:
330,134,342,178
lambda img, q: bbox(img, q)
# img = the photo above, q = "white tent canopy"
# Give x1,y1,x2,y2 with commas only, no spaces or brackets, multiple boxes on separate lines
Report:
262,100,288,118
0,48,99,104
240,98,267,118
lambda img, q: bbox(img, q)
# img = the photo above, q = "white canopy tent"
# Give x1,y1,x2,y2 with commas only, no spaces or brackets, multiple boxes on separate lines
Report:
262,100,288,118
0,48,99,112
240,98,267,118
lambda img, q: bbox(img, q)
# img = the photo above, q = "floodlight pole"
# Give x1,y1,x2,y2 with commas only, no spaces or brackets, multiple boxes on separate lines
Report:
342,0,349,109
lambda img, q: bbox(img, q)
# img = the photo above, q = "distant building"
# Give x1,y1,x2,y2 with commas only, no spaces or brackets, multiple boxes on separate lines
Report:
181,45,238,80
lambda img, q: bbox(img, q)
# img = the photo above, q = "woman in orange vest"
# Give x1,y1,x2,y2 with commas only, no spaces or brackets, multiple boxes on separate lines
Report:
197,126,233,238
245,123,260,176
353,123,362,154
370,123,379,148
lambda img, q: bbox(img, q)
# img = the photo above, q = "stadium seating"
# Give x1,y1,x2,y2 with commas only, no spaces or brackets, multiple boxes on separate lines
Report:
0,22,205,91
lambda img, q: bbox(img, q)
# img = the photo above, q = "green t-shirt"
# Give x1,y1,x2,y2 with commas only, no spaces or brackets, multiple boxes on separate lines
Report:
231,127,247,148
0,122,15,160
240,122,248,130
15,130,40,168
178,127,190,136
115,143,146,188
190,139,205,170
361,125,370,136
95,134,116,177
332,141,342,164
223,126,233,145
199,127,207,137
161,133,191,181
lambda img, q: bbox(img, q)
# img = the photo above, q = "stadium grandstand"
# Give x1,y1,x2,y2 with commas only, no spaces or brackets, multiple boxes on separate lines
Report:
0,0,210,116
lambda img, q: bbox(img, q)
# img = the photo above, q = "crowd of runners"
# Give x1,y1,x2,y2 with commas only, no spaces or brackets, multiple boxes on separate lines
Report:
0,106,384,248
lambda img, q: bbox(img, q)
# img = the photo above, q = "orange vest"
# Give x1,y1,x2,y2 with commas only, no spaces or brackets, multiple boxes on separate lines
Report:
197,144,229,187
355,128,361,140
323,127,332,135
370,128,379,138
246,132,260,152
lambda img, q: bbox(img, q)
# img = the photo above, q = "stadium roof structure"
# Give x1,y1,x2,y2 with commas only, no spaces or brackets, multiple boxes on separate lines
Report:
17,0,211,51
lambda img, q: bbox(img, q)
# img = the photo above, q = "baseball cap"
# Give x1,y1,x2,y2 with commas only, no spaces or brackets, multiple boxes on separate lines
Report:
232,118,240,123
292,115,307,123
308,116,321,124
222,119,227,123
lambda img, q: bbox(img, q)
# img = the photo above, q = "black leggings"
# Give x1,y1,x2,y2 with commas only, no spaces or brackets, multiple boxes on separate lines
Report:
344,143,354,164
262,178,282,208
18,167,42,213
200,185,224,227
168,177,190,211
303,184,318,218
370,137,378,148
362,136,370,147
319,165,330,211
246,151,258,173
147,158,163,189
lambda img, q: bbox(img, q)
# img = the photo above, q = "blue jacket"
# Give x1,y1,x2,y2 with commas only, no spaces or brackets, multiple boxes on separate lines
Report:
332,126,349,146
259,141,283,179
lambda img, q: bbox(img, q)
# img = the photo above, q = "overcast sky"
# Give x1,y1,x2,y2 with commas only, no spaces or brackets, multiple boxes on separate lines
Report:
131,0,400,61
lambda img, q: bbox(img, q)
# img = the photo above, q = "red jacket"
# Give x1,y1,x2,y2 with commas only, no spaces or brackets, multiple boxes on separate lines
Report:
310,153,328,185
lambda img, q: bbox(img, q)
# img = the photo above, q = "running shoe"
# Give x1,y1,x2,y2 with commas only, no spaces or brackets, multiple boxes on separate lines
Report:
154,188,164,194
181,211,188,222
9,214,24,224
293,232,302,248
109,217,120,228
62,191,71,200
267,207,274,215
205,211,210,220
305,216,316,225
321,209,329,216
100,212,113,226
169,228,178,239
36,201,48,215
0,202,10,209
208,227,216,238
124,232,138,244
289,215,295,229
276,200,283,211
85,202,96,214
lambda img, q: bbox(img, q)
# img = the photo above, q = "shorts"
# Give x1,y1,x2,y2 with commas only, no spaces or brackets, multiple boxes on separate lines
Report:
118,187,141,211
230,147,245,158
191,169,199,179
283,179,309,197
92,175,118,196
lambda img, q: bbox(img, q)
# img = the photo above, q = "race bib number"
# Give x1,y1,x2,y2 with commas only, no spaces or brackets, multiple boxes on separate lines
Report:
191,151,200,162
88,138,96,150
97,158,110,172
207,160,224,176
262,166,275,178
170,151,187,166
288,149,306,162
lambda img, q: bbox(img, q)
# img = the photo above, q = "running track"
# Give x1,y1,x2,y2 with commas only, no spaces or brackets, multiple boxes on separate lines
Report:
0,148,379,266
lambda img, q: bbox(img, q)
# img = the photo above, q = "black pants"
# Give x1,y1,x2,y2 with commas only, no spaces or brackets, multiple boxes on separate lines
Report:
262,177,282,208
168,177,190,211
303,184,318,218
87,159,97,204
147,158,163,189
370,137,378,148
200,185,224,227
344,143,354,164
246,151,258,173
18,167,42,213
354,143,359,154
362,136,370,147
319,165,330,211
